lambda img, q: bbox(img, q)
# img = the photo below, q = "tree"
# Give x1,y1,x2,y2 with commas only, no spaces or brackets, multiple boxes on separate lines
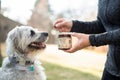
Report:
0,20,2,59
28,0,55,43
0,0,2,59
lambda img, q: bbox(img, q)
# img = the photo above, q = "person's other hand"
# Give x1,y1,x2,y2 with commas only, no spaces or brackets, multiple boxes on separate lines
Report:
64,33,91,53
53,18,73,32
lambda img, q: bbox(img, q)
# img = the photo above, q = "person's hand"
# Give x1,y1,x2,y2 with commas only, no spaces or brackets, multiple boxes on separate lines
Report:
64,33,91,53
53,18,73,32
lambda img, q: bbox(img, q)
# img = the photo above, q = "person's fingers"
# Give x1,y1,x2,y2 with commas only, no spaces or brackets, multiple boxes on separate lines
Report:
64,41,79,53
59,28,63,32
64,33,81,53
64,45,78,53
64,47,77,53
55,18,65,23
55,21,66,28
54,26,66,32
53,18,65,28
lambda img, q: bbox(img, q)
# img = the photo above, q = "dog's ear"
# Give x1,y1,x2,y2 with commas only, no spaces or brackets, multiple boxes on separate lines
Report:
6,27,22,47
7,27,20,40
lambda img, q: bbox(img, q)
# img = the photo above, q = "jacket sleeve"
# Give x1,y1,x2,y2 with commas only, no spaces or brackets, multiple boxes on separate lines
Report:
89,29,120,46
71,18,106,34
70,18,120,46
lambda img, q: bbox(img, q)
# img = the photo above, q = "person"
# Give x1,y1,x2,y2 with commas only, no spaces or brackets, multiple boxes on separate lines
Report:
53,0,120,80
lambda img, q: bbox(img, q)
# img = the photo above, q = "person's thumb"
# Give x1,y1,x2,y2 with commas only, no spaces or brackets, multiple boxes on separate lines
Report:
56,21,65,28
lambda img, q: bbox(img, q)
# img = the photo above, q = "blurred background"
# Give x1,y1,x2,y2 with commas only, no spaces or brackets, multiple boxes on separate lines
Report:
0,0,108,80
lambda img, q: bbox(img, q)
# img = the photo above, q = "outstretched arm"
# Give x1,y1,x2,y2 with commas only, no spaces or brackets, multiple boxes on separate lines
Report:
71,18,106,34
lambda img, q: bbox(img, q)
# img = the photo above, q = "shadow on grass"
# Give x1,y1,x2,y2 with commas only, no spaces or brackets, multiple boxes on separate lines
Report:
42,61,100,80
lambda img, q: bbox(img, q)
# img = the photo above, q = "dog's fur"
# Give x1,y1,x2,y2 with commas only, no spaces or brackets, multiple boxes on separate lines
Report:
0,26,48,80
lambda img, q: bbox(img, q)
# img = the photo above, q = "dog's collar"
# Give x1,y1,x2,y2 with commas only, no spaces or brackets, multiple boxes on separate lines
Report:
9,54,34,66
9,51,35,71
16,59,34,65
11,56,34,65
9,56,35,71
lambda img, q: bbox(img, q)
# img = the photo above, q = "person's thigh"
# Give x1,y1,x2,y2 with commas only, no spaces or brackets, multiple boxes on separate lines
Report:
101,69,120,80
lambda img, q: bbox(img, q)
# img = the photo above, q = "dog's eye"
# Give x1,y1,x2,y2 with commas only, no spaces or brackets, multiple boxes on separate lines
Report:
30,30,35,36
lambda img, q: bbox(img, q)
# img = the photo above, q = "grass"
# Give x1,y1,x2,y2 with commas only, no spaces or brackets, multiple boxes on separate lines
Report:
0,59,100,80
42,61,100,80
0,58,2,67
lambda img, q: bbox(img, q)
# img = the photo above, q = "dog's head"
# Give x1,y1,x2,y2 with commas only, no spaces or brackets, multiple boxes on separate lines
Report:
6,26,48,59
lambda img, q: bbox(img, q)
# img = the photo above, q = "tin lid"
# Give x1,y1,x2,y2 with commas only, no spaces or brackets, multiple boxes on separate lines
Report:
58,32,72,37
58,32,73,35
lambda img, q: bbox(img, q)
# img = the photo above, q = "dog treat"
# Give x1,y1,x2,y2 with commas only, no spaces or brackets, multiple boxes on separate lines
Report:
58,32,72,50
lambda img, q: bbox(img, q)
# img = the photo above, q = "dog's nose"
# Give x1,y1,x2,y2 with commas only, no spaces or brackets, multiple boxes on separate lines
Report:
42,32,48,37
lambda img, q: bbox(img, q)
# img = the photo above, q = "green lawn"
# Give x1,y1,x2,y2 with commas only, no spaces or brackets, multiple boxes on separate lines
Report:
0,59,100,80
42,61,100,80
0,58,2,67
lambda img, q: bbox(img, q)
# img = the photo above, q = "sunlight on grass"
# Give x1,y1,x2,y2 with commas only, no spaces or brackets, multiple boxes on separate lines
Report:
41,59,103,80
42,61,100,80
38,44,106,79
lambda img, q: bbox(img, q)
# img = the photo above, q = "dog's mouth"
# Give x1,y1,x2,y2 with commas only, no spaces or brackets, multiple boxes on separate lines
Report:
28,42,46,49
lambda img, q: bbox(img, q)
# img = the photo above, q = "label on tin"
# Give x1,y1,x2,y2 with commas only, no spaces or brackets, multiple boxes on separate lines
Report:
58,37,72,49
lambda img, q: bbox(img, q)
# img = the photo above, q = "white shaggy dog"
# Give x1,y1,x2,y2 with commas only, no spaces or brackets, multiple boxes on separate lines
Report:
0,26,48,80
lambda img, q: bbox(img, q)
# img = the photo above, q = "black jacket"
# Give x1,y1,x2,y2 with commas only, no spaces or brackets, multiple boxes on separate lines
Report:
71,0,120,76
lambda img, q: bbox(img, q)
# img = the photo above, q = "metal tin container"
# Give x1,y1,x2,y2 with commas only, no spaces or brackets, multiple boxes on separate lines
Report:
58,32,72,50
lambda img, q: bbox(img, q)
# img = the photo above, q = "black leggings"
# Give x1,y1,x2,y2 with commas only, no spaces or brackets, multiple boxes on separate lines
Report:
101,68,120,80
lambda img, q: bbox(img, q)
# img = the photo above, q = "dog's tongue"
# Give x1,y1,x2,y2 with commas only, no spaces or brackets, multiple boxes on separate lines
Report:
39,43,46,48
30,42,46,49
